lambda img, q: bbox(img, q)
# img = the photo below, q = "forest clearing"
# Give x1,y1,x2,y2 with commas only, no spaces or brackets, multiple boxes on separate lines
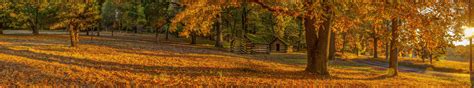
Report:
1,0,474,87
0,30,469,87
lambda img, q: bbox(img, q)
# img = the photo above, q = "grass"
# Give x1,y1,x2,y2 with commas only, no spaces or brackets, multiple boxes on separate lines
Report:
0,32,470,87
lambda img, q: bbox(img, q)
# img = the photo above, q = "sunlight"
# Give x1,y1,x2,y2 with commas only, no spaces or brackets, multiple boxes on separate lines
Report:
455,27,474,46
463,26,474,38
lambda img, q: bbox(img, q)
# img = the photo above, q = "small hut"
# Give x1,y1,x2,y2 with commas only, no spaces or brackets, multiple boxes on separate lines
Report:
231,35,271,54
270,38,292,53
231,35,294,54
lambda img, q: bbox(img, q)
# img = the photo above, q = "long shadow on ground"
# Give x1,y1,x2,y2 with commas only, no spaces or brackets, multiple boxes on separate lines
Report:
0,34,393,82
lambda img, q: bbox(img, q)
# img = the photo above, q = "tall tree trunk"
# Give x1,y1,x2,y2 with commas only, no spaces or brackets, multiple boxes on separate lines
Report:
97,27,101,36
156,28,160,43
0,24,3,34
75,29,79,45
429,54,433,64
32,8,39,35
191,32,197,44
385,42,390,61
329,31,336,60
304,0,333,75
134,26,138,33
242,1,248,33
373,35,378,59
389,18,400,76
86,30,90,36
111,27,114,37
215,15,224,48
341,32,347,55
422,47,426,62
69,27,78,47
230,39,235,52
175,32,180,38
165,29,170,40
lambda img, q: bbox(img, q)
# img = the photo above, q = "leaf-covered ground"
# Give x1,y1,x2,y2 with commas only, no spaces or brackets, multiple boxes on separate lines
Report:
0,33,469,87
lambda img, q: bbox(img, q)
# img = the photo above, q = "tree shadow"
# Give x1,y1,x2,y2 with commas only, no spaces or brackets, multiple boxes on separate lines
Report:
330,74,393,81
0,60,92,86
0,35,395,83
0,47,324,81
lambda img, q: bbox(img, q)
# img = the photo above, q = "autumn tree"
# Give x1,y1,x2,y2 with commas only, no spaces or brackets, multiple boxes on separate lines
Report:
169,0,350,75
101,0,115,36
5,1,59,35
0,2,12,34
52,1,100,47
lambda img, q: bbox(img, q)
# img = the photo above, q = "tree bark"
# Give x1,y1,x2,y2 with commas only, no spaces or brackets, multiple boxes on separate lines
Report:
215,15,224,48
0,24,3,34
341,32,347,55
230,39,235,52
32,26,39,35
429,54,433,64
385,41,390,61
373,35,378,59
134,26,138,33
165,29,170,40
86,30,90,36
304,0,333,75
389,18,400,76
97,27,101,36
242,1,248,33
69,27,78,47
191,32,197,44
329,31,336,60
32,8,39,35
156,28,160,43
111,27,114,37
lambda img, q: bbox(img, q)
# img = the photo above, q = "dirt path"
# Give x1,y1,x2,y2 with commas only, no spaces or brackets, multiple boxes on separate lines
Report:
350,59,469,78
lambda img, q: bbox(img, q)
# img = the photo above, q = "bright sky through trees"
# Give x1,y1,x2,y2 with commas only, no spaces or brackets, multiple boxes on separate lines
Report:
455,27,474,46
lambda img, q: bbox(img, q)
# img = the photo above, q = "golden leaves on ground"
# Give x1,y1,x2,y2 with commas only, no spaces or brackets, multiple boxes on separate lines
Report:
0,35,469,87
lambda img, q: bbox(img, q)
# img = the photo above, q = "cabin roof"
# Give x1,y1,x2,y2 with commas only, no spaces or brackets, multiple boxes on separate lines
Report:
270,37,290,45
245,34,270,44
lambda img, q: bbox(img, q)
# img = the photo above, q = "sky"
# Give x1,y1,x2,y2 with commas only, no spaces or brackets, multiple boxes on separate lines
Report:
454,27,474,46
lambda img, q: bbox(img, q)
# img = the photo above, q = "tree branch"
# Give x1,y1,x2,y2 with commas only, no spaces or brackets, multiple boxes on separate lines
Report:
249,0,303,17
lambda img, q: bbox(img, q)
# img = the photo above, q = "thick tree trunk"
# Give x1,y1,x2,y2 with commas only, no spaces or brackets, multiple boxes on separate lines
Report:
373,36,378,59
389,18,400,76
32,27,39,35
215,16,224,48
304,1,332,75
329,31,336,60
304,17,319,74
